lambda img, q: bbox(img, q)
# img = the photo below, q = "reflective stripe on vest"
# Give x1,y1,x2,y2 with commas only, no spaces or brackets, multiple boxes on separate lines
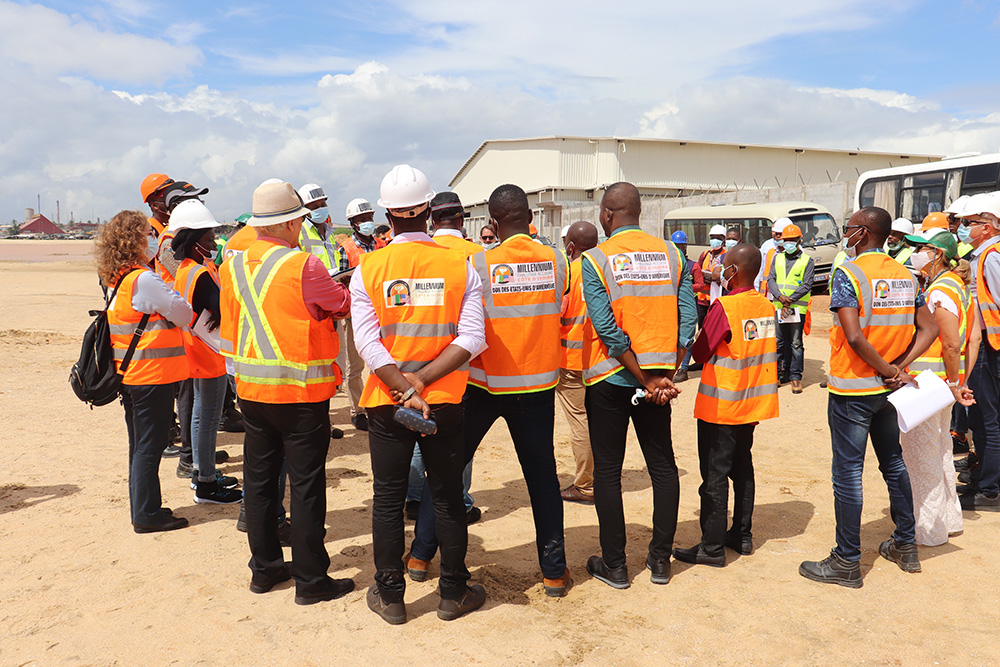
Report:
774,253,812,314
560,258,587,370
299,221,340,270
977,245,1000,350
893,246,914,266
340,235,387,268
909,272,970,380
759,247,777,296
174,257,225,379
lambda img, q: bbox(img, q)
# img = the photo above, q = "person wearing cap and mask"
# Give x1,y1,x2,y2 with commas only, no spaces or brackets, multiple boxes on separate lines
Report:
297,183,341,271
767,224,814,393
219,181,354,606
887,218,915,267
899,227,976,543
757,218,791,293
335,198,386,432
169,200,242,506
153,180,210,288
695,225,728,321
140,173,174,237
349,164,486,624
671,229,704,384
959,192,1000,511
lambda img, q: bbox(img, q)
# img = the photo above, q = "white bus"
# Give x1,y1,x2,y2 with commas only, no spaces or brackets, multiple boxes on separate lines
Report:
855,152,1000,221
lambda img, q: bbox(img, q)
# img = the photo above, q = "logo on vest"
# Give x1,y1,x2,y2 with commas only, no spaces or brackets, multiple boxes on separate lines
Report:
610,252,671,283
383,278,446,307
870,278,915,309
742,317,776,341
488,262,555,294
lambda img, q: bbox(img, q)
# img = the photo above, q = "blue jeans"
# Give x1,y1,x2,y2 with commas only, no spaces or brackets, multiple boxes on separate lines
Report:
410,387,567,579
192,374,227,482
967,339,1000,496
777,320,805,381
828,392,915,561
407,445,474,509
122,382,177,525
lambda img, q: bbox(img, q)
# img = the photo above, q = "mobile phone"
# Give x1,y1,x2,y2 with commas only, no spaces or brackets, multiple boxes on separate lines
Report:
393,406,437,435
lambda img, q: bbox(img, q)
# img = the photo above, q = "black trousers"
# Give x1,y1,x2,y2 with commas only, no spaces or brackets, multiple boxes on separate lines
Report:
696,419,756,556
368,403,469,602
586,380,679,568
240,397,331,594
177,378,194,465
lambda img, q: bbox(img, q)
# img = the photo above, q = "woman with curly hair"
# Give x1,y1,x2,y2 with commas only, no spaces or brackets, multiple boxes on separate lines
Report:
94,210,193,533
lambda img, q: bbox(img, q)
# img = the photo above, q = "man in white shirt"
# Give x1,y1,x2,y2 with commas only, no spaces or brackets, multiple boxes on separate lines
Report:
755,217,791,292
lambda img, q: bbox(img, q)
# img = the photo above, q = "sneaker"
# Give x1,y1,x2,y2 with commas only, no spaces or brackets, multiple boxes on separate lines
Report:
586,555,629,589
331,427,344,440
294,577,355,606
176,460,194,478
645,555,671,585
799,550,862,588
673,544,726,567
352,413,369,432
878,538,921,573
406,554,430,582
190,470,239,490
952,431,970,454
367,584,407,625
961,492,1000,511
194,480,243,505
437,584,486,621
162,444,182,458
543,569,572,597
673,369,689,383
466,506,482,525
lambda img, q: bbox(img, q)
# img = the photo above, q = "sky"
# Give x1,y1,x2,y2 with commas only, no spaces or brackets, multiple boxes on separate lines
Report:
2,0,1000,225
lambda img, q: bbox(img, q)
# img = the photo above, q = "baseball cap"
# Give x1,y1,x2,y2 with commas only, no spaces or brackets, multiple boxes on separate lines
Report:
162,181,209,212
430,192,463,218
905,227,958,260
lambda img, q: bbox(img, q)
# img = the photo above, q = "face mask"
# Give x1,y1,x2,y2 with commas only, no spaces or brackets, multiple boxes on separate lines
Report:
146,235,159,262
710,238,723,249
887,240,904,252
725,239,738,250
197,242,218,263
909,250,932,272
357,220,376,237
957,225,972,244
783,241,799,254
721,265,737,290
845,226,866,250
309,207,329,225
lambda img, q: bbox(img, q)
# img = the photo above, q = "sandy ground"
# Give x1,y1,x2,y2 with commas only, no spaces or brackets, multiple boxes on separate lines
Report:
1,240,999,666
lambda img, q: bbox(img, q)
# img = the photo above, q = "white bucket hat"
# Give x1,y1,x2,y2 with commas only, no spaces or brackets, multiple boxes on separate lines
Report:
248,182,310,227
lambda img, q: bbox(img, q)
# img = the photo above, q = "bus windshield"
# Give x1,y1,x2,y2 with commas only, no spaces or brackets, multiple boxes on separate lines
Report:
792,213,839,248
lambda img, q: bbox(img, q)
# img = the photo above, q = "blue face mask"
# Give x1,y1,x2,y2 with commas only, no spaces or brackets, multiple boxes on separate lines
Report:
357,220,377,237
725,239,738,250
709,238,723,249
957,225,972,244
309,206,329,225
783,241,799,254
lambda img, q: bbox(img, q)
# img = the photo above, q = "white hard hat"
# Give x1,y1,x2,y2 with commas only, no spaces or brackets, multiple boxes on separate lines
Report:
945,195,971,216
377,164,435,212
772,217,792,233
298,183,326,205
561,224,571,239
709,224,727,236
345,198,374,220
891,218,914,235
962,192,1000,219
167,199,219,232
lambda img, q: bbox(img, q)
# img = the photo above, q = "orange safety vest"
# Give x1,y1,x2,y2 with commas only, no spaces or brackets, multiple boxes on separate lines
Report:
222,225,258,262
908,271,972,381
219,240,341,404
340,235,387,268
469,234,567,394
155,229,177,287
828,251,917,396
174,257,226,379
696,249,723,304
694,290,779,425
977,244,1000,350
148,216,166,236
560,258,586,371
759,246,777,296
433,232,482,258
358,240,470,407
581,229,682,385
108,267,189,386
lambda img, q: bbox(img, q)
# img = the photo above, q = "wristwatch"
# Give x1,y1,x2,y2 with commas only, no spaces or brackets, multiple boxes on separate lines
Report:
400,386,416,402
947,380,960,388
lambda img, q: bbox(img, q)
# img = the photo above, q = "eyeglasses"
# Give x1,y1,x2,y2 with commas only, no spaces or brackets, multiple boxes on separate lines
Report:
842,224,864,235
481,235,495,241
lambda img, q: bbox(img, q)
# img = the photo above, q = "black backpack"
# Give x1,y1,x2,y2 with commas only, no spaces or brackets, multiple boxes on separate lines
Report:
69,275,150,408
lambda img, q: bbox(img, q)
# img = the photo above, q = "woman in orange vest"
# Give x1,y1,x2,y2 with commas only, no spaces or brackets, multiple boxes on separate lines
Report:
94,210,193,533
676,244,779,566
899,228,977,545
169,200,242,506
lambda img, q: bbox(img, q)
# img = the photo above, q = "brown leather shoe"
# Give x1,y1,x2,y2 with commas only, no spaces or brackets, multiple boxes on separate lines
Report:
367,585,406,625
405,553,430,582
560,485,594,504
437,584,486,621
543,568,572,597
791,380,803,394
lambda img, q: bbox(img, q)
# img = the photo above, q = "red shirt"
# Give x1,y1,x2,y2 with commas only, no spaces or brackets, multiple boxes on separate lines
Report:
255,234,351,321
691,286,754,363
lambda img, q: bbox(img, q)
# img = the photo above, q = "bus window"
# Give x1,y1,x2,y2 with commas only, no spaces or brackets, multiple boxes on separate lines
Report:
859,178,899,216
664,219,714,245
900,172,945,222
963,163,1000,194
946,169,962,207
792,213,840,248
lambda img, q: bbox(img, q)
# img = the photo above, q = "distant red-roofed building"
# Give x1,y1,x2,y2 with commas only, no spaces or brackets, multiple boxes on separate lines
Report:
20,215,64,236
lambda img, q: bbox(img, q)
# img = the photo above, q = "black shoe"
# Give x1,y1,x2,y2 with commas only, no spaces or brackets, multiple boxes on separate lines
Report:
672,369,689,383
133,516,189,534
799,550,862,588
169,423,181,444
779,373,790,385
215,450,230,464
220,414,245,433
952,432,970,454
961,491,1000,511
277,519,292,548
437,584,486,621
162,444,182,458
725,532,753,555
673,544,726,567
294,577,355,606
466,506,482,525
645,555,671,585
249,568,291,594
194,480,243,505
586,555,629,589
190,470,239,490
878,538,921,573
958,470,972,484
954,456,970,472
176,460,194,478
331,427,344,440
957,482,975,495
367,584,407,625
819,381,828,389
405,500,421,521
236,501,247,532
351,413,369,432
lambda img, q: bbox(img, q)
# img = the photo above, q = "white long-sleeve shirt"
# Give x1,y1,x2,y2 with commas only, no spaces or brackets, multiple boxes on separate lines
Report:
349,231,486,371
127,270,194,327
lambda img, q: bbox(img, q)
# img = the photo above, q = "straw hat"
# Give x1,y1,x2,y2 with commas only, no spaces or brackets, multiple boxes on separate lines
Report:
248,182,309,227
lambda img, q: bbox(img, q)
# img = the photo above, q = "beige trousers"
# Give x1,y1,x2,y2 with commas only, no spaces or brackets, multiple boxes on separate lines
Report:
556,368,593,492
336,317,365,416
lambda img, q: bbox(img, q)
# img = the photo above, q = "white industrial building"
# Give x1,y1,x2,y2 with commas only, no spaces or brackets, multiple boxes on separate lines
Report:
448,136,941,239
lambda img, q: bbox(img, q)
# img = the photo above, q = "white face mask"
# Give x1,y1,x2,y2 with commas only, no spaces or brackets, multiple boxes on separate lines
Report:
146,235,159,262
357,220,377,237
721,265,737,290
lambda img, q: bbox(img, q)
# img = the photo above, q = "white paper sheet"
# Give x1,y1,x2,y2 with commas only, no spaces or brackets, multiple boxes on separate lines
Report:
887,369,955,433
777,308,801,324
192,310,221,354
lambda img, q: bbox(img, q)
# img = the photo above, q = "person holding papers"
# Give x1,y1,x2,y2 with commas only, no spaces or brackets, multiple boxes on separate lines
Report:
767,224,814,394
170,200,242,505
899,227,977,545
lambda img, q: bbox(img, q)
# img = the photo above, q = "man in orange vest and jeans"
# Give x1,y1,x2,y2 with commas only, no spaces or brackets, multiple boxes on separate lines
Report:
220,182,354,605
582,182,696,588
800,206,938,588
675,243,778,566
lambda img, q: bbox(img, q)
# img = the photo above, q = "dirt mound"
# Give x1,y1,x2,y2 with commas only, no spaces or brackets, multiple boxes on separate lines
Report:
0,329,76,345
